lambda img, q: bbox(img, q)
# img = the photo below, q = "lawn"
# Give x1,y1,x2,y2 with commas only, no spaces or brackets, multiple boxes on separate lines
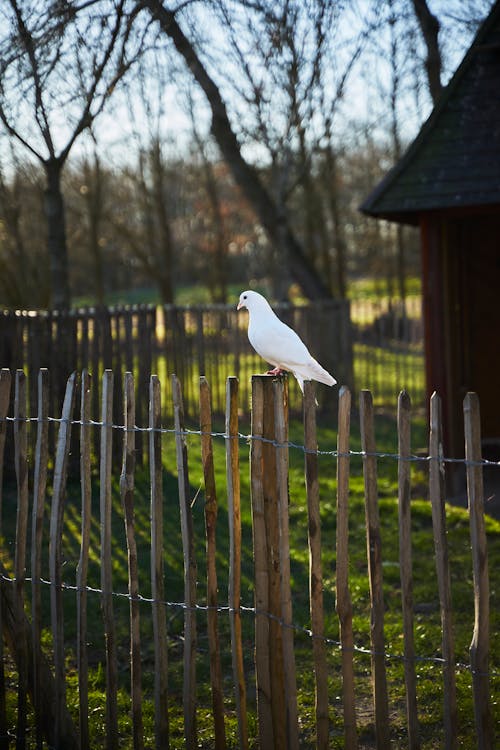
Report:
1,400,499,748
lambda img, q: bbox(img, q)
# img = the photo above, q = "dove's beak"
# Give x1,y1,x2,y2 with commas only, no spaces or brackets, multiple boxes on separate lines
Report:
237,301,244,311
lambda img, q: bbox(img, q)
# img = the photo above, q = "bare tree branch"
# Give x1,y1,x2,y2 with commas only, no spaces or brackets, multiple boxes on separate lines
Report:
139,0,331,299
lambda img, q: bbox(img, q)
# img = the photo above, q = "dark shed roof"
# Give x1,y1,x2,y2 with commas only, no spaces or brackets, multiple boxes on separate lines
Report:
360,0,500,224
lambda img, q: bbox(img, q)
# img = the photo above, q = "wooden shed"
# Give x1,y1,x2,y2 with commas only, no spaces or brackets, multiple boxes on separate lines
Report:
361,0,500,468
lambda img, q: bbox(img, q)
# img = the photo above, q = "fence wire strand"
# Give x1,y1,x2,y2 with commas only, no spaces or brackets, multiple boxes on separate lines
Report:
1,415,500,469
0,572,497,680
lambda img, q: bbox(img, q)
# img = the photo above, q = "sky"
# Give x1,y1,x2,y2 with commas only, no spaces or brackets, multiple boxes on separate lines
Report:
0,0,495,173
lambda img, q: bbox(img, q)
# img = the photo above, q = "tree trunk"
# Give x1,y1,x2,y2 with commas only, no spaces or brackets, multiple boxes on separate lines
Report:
44,158,70,310
84,155,106,306
150,141,175,304
324,148,348,299
412,0,443,105
140,0,331,300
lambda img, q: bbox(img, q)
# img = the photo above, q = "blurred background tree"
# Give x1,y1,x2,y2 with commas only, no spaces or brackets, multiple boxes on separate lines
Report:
0,0,494,308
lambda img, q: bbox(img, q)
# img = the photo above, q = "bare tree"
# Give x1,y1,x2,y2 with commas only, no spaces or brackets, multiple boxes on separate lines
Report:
138,0,336,299
0,0,140,307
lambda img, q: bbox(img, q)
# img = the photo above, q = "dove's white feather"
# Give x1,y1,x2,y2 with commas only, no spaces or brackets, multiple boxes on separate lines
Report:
237,290,337,392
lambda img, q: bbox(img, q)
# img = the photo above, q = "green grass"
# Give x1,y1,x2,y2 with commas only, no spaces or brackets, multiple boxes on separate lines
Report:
348,276,422,301
1,407,499,748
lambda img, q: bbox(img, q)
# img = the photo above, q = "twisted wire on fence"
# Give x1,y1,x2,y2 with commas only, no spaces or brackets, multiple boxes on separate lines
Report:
1,414,499,672
2,414,500,468
0,571,496,680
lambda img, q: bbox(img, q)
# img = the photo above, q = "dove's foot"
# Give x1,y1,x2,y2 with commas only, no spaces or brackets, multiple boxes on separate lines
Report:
266,367,286,376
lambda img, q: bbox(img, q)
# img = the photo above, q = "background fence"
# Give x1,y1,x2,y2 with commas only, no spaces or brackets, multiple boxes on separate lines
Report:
0,297,424,426
0,367,498,749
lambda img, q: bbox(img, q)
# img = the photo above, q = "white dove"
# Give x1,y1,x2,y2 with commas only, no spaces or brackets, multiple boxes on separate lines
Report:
237,290,337,392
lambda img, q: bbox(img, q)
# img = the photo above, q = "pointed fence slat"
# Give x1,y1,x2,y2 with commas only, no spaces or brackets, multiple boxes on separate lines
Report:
397,391,419,749
0,369,11,750
250,376,274,749
429,392,457,749
49,371,77,747
14,370,28,750
199,377,227,750
359,390,390,750
261,376,286,750
463,392,492,749
225,377,249,750
335,386,358,749
274,378,299,750
172,374,198,750
303,381,329,749
31,368,49,749
149,374,169,749
77,369,92,750
120,372,144,750
100,369,118,750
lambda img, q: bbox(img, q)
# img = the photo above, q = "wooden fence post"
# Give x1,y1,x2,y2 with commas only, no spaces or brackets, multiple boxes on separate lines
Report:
200,376,227,750
31,368,49,749
100,369,118,750
77,369,92,750
359,390,390,749
335,386,358,749
463,393,492,749
225,376,249,750
14,370,28,750
303,381,328,750
397,391,419,749
0,368,11,750
429,392,457,749
172,374,198,750
120,372,144,750
49,371,77,747
250,376,274,749
274,378,299,750
149,374,169,748
262,376,286,750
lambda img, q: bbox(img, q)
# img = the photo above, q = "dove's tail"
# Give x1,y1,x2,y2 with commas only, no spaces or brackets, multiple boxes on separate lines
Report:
293,358,337,391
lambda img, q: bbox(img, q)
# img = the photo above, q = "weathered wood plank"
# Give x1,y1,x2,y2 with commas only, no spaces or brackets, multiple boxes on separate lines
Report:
76,369,92,750
14,370,28,750
120,372,144,750
262,376,286,750
274,378,299,750
31,368,49,749
303,381,329,749
0,368,11,750
149,375,169,748
250,376,274,749
463,392,492,749
199,377,227,749
225,377,249,750
359,390,390,749
172,374,197,750
397,391,419,749
99,369,118,750
429,392,457,749
335,386,358,749
49,371,77,747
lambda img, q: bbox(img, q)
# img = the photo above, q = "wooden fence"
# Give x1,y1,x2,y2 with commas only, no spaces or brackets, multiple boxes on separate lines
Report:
0,368,496,749
0,296,425,425
0,302,352,424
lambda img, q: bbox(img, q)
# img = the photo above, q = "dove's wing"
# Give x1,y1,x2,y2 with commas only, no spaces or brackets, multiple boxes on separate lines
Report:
248,315,311,368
